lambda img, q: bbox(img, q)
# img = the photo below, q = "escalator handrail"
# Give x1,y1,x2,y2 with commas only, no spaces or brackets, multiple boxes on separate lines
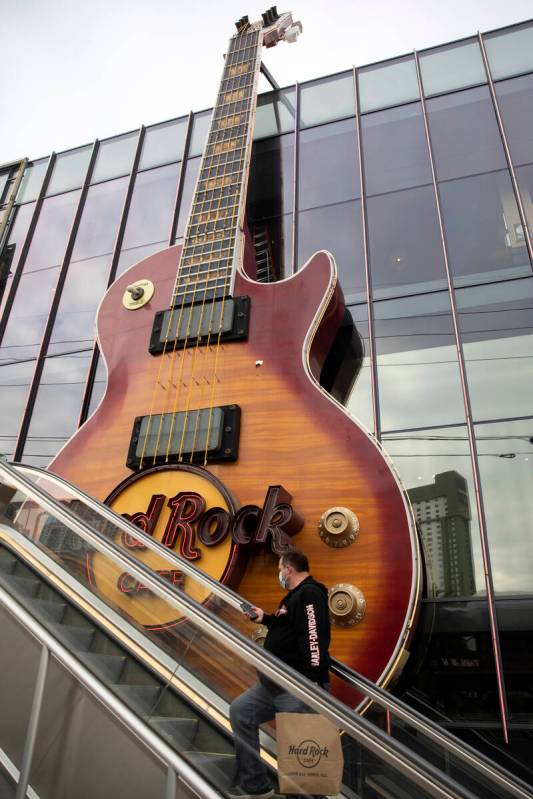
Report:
0,582,223,799
11,463,533,799
3,461,529,799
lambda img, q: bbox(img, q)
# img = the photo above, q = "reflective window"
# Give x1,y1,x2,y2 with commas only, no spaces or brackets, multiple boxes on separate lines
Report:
297,201,365,302
475,419,533,594
495,74,533,167
17,159,48,204
516,164,533,237
358,56,419,113
345,303,374,433
298,118,359,211
366,185,447,298
46,146,92,196
0,171,9,202
139,117,188,171
91,132,138,184
248,134,294,220
299,73,355,128
483,22,533,80
375,293,465,432
0,203,35,320
439,170,530,285
72,177,128,261
22,191,81,274
175,157,201,239
188,110,212,158
122,163,180,250
48,255,110,357
254,87,296,139
22,353,91,467
419,40,486,96
456,278,533,422
361,103,432,196
384,426,484,596
427,87,507,181
0,360,34,459
116,242,167,278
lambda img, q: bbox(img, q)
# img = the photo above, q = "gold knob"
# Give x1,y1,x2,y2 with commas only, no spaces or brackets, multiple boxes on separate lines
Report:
318,507,359,548
251,625,268,646
328,583,366,627
122,279,155,309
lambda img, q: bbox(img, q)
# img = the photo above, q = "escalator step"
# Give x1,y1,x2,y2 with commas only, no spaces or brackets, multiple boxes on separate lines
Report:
29,598,67,623
0,573,41,598
150,717,199,748
114,684,161,715
184,751,235,789
50,623,95,651
83,652,127,683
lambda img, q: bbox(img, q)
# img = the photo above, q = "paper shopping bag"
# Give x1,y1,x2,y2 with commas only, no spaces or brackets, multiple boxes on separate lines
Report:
275,712,344,795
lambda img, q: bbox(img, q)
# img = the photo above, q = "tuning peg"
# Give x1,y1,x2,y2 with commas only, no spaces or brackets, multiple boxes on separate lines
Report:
261,11,270,26
270,5,279,19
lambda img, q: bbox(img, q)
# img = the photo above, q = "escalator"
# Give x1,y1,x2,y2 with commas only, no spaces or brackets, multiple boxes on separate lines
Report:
0,459,531,799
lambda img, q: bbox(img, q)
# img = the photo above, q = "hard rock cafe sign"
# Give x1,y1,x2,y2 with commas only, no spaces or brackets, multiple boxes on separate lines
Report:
88,464,303,628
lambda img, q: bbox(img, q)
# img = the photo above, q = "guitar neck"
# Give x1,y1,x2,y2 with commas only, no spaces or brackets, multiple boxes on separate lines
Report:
174,24,264,305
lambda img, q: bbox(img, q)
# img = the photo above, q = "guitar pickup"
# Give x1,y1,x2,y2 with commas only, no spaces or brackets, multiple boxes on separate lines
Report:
149,295,250,354
126,404,241,470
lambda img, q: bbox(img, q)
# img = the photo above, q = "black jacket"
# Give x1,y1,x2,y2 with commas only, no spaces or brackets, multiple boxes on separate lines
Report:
261,576,331,687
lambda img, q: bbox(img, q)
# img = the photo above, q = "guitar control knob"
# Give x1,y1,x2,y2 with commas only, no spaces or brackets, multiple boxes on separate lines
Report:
328,583,366,627
122,279,155,310
318,507,359,548
251,625,268,646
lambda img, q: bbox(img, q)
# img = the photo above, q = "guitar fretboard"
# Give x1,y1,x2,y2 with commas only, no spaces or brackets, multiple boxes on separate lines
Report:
174,26,263,305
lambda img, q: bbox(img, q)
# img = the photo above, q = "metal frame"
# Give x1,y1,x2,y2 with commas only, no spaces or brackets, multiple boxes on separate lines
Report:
413,50,510,743
7,460,533,799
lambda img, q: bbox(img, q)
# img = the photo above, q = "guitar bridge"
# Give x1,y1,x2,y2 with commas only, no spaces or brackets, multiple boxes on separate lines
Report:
126,405,241,470
149,295,250,354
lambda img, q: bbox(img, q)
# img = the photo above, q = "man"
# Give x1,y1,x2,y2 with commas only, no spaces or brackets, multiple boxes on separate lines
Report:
228,550,331,799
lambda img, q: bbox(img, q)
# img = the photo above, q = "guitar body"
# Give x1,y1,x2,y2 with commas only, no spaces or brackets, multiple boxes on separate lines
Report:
49,242,420,701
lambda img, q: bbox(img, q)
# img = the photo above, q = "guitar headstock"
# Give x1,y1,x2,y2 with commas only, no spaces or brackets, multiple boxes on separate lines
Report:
234,7,302,47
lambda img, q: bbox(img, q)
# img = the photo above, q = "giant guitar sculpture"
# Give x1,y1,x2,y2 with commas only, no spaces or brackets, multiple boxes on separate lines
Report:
49,9,421,702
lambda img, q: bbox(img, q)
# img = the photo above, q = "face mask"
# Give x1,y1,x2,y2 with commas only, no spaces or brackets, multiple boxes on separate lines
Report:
278,570,288,589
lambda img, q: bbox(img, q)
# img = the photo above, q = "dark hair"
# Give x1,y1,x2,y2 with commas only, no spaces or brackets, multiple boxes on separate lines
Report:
281,550,309,573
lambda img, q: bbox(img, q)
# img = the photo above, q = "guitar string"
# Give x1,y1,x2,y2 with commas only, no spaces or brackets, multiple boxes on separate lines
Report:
137,33,246,468
202,29,263,464
152,28,260,466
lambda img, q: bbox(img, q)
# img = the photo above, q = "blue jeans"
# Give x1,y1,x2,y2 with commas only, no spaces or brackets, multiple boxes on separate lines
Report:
229,681,313,791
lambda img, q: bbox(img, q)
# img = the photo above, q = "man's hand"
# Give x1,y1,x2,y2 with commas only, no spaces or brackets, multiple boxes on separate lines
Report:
241,602,264,623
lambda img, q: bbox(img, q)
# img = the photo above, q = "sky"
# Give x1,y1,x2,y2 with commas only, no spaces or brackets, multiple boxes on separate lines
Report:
1,0,533,165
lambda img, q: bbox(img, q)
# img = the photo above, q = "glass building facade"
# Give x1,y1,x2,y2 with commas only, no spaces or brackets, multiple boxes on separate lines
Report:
1,18,532,777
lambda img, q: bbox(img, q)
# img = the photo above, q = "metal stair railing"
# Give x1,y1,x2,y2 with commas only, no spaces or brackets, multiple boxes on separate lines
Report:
1,459,530,799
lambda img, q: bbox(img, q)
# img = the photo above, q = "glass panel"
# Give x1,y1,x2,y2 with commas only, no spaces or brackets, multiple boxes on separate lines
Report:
0,171,9,202
419,40,486,96
48,255,110,356
498,598,533,724
375,292,465,432
366,185,447,298
116,241,167,277
297,200,365,301
475,419,533,594
361,103,432,196
0,360,34,459
122,162,180,250
16,158,48,204
176,157,201,239
495,74,533,167
71,177,128,261
384,427,484,595
358,56,420,113
139,117,188,170
0,202,35,320
345,303,374,432
46,145,92,196
91,132,138,183
248,134,294,220
188,110,212,158
298,118,359,211
516,164,533,237
23,353,91,467
426,87,507,181
439,170,531,285
484,22,533,80
244,214,292,282
456,278,533,421
254,87,296,139
22,191,81,274
299,72,355,128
